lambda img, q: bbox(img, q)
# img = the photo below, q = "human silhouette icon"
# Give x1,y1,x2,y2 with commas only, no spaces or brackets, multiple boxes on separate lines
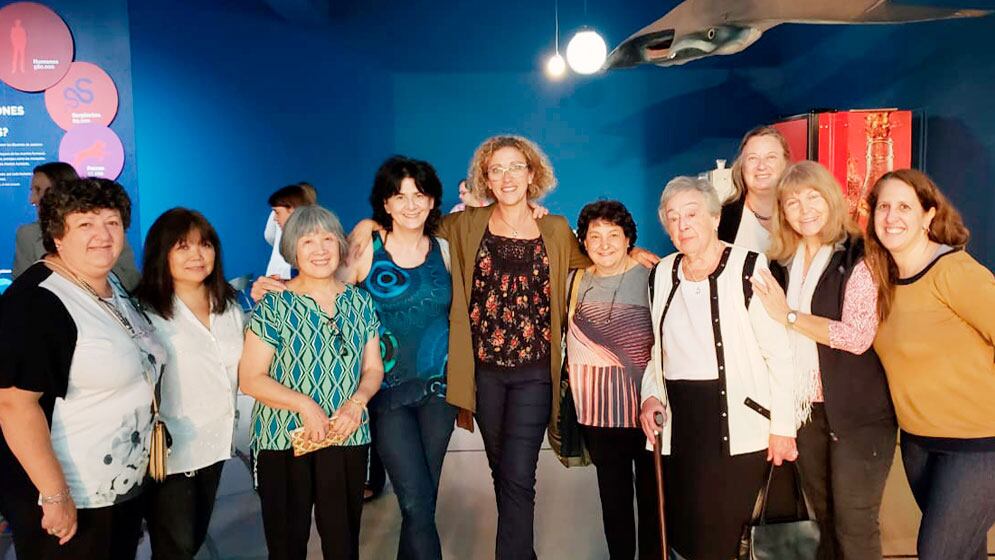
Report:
10,18,26,74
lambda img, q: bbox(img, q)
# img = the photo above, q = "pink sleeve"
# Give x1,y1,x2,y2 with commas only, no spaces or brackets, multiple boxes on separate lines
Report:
827,260,879,354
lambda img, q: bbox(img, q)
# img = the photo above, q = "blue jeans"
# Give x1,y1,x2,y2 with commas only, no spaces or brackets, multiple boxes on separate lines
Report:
372,396,457,560
474,363,551,560
901,435,995,560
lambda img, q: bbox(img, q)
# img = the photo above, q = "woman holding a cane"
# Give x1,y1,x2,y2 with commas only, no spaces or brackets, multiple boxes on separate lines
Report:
639,176,797,560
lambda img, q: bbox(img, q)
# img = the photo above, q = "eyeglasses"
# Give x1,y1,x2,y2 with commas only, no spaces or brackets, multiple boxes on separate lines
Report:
487,162,529,181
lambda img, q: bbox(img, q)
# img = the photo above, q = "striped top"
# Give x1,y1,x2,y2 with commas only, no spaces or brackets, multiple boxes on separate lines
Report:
566,266,653,428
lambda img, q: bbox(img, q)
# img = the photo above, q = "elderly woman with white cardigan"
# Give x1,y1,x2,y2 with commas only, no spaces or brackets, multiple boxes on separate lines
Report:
639,176,798,560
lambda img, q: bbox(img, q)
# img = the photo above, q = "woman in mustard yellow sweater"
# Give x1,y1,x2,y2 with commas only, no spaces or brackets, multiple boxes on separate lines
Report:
865,169,995,560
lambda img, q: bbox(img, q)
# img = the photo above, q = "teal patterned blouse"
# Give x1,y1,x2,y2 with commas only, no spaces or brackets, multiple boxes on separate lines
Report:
247,285,380,452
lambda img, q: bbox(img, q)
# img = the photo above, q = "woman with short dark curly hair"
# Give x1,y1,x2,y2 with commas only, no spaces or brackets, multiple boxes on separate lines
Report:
13,163,140,288
568,199,660,560
0,178,163,559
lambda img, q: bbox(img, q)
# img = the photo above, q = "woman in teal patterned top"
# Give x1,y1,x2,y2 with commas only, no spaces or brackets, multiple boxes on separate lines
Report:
340,156,457,560
240,206,384,560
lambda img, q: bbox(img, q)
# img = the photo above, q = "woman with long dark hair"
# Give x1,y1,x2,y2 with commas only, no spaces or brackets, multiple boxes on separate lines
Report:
134,208,242,559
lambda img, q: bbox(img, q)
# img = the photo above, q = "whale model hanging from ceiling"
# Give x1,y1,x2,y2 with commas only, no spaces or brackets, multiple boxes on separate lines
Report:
604,0,991,69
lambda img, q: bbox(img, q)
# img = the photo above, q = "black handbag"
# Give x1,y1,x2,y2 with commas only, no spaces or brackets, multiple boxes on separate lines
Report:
737,463,820,560
553,270,590,467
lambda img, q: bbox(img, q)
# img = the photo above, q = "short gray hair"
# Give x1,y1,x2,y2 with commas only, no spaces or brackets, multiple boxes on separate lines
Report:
658,176,722,225
279,205,348,268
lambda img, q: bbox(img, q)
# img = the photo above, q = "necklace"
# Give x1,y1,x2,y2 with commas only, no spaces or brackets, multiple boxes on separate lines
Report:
747,203,771,222
495,209,529,238
580,266,628,325
683,243,724,293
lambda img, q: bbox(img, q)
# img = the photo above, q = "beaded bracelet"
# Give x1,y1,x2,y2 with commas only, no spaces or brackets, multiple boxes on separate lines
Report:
347,396,367,410
39,488,71,505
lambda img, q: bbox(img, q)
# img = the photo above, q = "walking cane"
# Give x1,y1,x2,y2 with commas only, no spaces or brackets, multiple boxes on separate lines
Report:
652,412,668,559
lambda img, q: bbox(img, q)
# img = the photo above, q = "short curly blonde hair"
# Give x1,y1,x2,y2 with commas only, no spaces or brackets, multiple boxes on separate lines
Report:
467,135,557,201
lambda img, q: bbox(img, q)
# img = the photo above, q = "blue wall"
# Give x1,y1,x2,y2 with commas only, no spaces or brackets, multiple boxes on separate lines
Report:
123,0,995,272
128,0,392,277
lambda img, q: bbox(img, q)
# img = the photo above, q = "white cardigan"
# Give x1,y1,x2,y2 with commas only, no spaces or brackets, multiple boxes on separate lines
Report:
641,244,795,455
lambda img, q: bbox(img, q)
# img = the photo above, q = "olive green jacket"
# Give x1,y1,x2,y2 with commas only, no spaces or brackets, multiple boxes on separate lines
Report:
436,205,591,442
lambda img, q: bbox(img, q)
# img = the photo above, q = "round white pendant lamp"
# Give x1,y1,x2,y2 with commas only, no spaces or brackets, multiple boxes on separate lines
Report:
566,28,607,75
546,52,567,78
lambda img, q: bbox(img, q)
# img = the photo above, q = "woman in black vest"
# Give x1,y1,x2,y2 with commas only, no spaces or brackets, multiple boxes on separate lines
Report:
750,161,897,560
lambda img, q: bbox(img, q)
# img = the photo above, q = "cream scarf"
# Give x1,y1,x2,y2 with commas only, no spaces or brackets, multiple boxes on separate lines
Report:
786,243,833,428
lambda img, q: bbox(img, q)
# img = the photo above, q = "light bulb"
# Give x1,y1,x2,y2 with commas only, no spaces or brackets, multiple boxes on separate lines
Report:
546,52,566,78
566,29,607,75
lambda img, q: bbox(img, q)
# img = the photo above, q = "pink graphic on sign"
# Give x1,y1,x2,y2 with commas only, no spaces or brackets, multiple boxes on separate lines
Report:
0,2,74,92
59,125,124,180
45,62,119,131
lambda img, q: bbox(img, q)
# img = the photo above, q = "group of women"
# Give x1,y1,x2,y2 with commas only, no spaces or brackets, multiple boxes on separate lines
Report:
0,127,991,560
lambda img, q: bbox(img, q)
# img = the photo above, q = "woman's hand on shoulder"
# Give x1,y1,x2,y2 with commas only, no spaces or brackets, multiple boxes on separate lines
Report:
346,219,383,264
250,275,287,303
528,201,549,220
630,247,661,268
750,269,789,324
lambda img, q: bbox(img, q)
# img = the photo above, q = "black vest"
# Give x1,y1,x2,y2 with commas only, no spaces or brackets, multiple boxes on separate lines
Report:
770,237,896,435
718,194,746,244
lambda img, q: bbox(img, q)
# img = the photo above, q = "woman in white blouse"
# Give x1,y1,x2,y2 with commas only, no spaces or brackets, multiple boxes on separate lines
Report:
135,208,244,560
639,176,797,560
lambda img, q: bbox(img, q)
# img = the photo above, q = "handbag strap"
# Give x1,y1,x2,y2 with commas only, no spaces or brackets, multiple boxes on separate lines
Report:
749,462,811,526
567,268,586,323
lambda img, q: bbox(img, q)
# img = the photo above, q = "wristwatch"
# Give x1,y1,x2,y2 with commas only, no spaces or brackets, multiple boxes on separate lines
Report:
785,310,799,327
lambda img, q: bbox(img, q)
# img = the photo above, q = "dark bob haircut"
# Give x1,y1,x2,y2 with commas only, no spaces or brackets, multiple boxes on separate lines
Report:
134,208,235,319
34,161,79,186
268,183,316,209
39,178,131,254
369,155,443,234
575,199,638,255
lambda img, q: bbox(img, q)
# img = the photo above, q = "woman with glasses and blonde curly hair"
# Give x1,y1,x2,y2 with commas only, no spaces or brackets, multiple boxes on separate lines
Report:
350,135,603,558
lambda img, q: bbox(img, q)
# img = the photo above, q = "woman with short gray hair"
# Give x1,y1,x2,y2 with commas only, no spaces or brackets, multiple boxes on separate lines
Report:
240,205,384,559
639,176,798,560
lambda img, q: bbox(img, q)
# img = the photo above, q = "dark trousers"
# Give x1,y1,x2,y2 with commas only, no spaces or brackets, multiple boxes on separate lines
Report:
796,405,896,560
1,476,142,560
144,460,225,560
367,441,386,495
372,397,457,560
256,445,369,560
582,425,661,560
900,435,995,560
474,363,551,560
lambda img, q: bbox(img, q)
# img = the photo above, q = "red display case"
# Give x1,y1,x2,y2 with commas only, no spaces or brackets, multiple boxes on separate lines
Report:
772,109,918,227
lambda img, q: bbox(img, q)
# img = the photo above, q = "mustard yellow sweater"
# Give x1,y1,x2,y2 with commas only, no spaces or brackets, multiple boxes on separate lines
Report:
874,250,995,439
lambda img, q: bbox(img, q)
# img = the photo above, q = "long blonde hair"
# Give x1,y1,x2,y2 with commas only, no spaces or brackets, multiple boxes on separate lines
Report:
768,161,860,263
729,125,791,203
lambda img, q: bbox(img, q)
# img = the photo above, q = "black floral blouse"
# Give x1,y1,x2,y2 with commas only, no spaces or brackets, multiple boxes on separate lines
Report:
469,228,552,368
